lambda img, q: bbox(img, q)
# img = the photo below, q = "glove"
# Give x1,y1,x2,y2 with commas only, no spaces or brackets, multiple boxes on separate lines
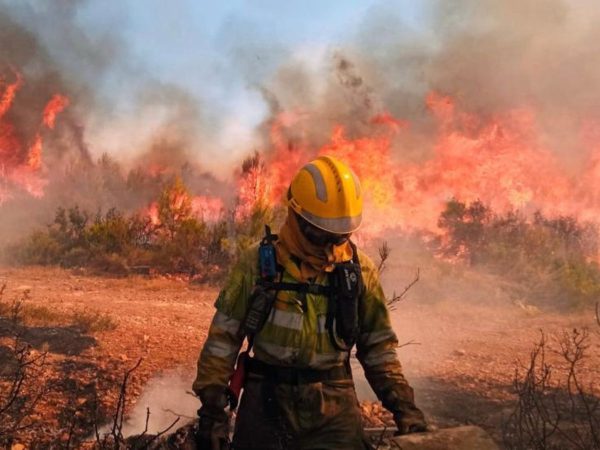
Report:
196,385,231,450
393,406,428,435
380,386,428,436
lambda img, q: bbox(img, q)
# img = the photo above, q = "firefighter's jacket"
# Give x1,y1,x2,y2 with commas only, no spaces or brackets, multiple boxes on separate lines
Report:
192,244,414,406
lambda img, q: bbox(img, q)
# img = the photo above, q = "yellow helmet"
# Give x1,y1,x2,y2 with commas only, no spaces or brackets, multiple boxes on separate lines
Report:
287,155,363,234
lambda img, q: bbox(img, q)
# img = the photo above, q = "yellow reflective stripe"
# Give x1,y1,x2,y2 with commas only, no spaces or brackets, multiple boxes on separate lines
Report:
359,328,397,347
203,338,240,359
268,308,303,331
254,340,300,364
300,209,362,234
361,348,398,366
317,314,328,334
212,311,241,335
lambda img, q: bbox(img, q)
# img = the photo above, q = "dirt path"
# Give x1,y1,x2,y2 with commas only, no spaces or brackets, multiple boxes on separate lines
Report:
1,265,599,447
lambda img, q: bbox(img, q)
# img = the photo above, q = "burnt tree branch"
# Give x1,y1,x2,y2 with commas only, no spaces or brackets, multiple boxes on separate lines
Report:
387,269,420,309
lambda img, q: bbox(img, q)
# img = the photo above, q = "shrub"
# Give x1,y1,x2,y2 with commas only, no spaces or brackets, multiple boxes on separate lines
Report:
503,329,600,449
14,231,62,265
71,309,117,333
86,208,133,254
437,199,600,308
9,177,242,277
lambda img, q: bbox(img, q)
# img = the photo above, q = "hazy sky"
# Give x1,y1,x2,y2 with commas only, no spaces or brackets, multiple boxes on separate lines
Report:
74,0,427,168
2,0,428,172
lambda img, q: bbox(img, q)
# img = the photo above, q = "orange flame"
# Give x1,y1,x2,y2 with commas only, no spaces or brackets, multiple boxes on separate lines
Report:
27,134,43,171
145,196,225,226
235,92,600,236
43,94,69,129
0,70,68,203
191,196,225,222
0,71,22,119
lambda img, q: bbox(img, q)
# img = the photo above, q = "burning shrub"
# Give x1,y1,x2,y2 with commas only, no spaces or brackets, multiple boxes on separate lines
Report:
438,199,600,308
149,177,230,274
9,177,234,277
231,152,286,254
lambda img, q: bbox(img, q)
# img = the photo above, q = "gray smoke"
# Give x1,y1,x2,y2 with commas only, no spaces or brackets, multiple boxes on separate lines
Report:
0,1,228,242
254,0,600,169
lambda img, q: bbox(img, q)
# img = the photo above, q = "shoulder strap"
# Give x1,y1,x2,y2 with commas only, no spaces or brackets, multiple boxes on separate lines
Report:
256,279,332,296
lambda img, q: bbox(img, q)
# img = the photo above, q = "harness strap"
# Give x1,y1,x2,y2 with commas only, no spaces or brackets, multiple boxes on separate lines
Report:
256,279,332,296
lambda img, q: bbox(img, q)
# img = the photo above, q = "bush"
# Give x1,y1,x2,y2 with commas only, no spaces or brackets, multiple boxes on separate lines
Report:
9,177,241,277
438,199,600,307
71,309,117,333
15,231,62,265
86,208,133,254
503,329,600,449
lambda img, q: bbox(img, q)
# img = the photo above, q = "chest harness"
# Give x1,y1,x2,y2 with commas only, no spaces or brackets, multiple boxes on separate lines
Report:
228,225,364,408
239,225,365,352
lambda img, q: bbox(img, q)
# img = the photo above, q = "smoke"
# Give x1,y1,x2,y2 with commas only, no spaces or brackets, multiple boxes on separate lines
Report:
253,0,600,167
115,373,198,437
424,0,600,169
0,1,231,242
3,0,600,238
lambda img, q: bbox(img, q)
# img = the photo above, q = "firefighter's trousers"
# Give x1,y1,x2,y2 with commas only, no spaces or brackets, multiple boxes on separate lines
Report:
232,370,370,450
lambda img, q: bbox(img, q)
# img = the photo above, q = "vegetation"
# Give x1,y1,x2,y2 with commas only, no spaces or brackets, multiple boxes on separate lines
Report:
437,199,600,308
504,326,600,449
9,172,282,279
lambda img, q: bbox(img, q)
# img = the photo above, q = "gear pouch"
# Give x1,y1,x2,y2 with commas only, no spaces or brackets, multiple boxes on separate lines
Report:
332,262,362,346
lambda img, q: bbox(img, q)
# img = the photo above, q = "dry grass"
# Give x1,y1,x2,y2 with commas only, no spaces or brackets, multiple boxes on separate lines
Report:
0,288,116,333
71,309,117,333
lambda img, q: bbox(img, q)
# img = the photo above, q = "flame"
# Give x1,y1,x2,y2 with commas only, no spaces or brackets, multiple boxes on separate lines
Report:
234,163,267,222
0,70,68,203
0,70,22,119
393,93,574,231
234,91,600,236
146,196,225,226
27,135,43,171
43,94,69,129
3,70,599,240
191,196,225,222
147,203,160,226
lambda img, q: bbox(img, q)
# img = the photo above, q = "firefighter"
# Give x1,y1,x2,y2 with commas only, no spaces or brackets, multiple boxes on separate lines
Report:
192,155,427,450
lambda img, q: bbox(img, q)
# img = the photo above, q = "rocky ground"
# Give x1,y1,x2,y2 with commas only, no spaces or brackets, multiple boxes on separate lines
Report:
1,264,599,448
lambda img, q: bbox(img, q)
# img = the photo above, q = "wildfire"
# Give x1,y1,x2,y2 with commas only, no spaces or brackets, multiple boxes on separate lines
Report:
235,91,600,236
0,70,69,203
3,66,599,239
146,196,225,226
191,196,225,223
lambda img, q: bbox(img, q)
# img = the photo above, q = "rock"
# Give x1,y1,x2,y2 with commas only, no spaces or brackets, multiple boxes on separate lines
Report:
390,426,499,450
